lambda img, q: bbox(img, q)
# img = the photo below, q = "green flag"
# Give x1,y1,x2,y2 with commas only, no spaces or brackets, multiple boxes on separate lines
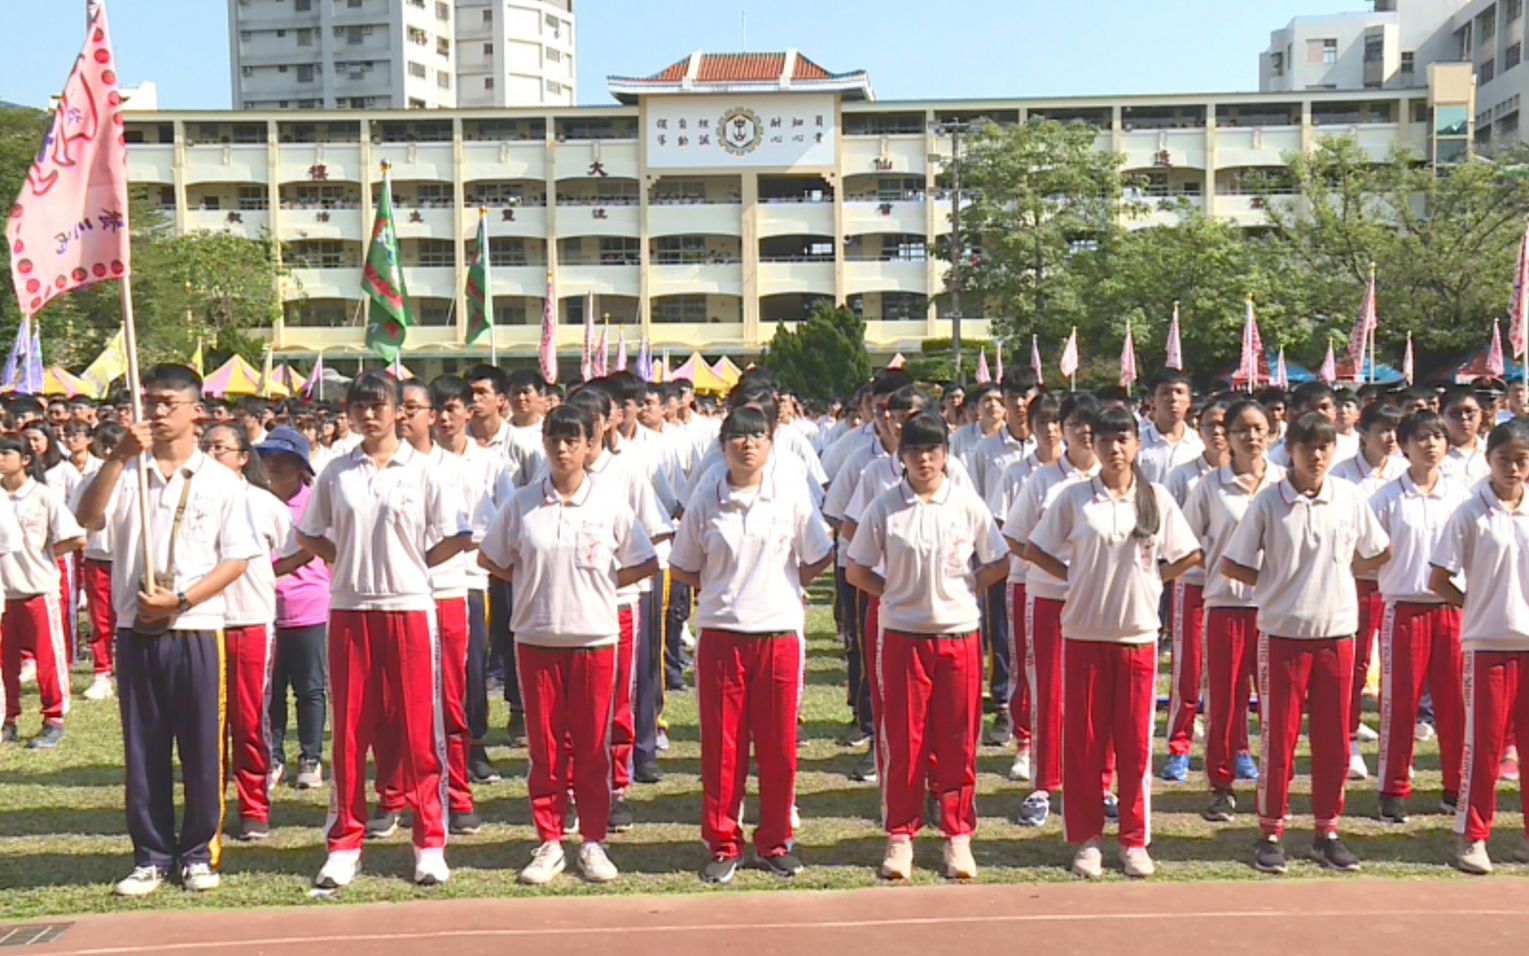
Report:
466,208,491,346
363,166,411,361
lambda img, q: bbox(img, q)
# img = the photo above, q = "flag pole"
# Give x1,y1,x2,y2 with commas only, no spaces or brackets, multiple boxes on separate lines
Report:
1367,262,1377,385
118,277,159,596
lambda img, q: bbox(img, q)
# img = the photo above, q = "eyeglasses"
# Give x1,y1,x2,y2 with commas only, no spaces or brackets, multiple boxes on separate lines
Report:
201,442,241,455
401,403,433,416
726,432,769,446
144,397,195,415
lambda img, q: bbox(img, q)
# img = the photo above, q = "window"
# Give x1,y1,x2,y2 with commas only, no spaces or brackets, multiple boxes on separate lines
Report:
483,9,492,23
407,26,427,45
297,28,313,47
417,241,455,268
241,66,253,77
652,296,708,323
347,0,362,6
1484,57,1496,83
484,77,494,90
347,26,364,45
547,47,561,62
436,1,449,20
1510,42,1522,70
1480,10,1497,41
437,37,450,57
546,79,561,94
278,64,288,73
238,186,268,211
1402,52,1415,74
408,61,427,79
1271,51,1284,77
1512,0,1524,21
294,0,310,10
275,29,285,38
1307,38,1329,64
1324,38,1338,64
483,42,493,55
1364,34,1383,64
438,72,451,89
297,64,314,83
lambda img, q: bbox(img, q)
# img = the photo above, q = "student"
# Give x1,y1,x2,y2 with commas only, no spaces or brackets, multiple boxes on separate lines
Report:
1268,382,1358,468
1184,399,1282,822
201,424,291,841
1028,406,1200,879
1258,388,1289,443
296,370,471,890
951,382,1004,463
1441,387,1490,485
504,369,549,486
76,423,124,702
1368,410,1468,826
479,404,658,886
1222,412,1390,874
1331,402,1408,780
847,412,1008,882
1161,398,1230,783
76,364,260,897
0,436,78,748
1137,370,1204,485
1007,393,1102,827
670,405,833,884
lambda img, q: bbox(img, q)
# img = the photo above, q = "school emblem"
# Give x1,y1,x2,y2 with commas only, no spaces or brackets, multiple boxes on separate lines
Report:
718,107,763,156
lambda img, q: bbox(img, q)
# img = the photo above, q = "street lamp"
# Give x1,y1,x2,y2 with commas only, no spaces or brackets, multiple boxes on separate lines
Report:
931,116,991,385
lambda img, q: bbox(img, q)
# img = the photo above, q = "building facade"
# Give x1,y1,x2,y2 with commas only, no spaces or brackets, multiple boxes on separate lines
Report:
454,0,575,108
127,50,1475,368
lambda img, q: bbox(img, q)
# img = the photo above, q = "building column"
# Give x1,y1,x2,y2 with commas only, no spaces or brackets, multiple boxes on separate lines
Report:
923,109,940,337
359,119,375,339
1204,102,1218,219
267,120,286,349
740,172,760,347
452,117,468,347
544,127,560,336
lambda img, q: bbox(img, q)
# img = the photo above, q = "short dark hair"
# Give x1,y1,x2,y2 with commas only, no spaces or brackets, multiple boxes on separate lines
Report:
1000,367,1039,396
1357,402,1403,433
1488,418,1529,455
886,385,928,415
721,405,771,441
898,412,948,452
429,375,473,408
1148,369,1192,393
870,368,914,397
1286,410,1338,448
1290,381,1336,412
566,383,612,420
543,403,593,443
464,364,508,395
1399,410,1448,446
1442,386,1482,412
142,364,203,397
345,369,401,408
507,368,546,394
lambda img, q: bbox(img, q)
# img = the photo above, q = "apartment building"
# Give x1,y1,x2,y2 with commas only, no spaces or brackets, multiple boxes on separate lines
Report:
454,0,575,108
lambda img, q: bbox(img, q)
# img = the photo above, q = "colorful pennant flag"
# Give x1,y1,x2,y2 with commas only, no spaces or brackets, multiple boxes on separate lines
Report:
1488,321,1506,378
994,340,1004,382
465,208,492,348
595,323,609,378
615,327,628,372
1273,346,1289,390
79,327,126,398
1320,341,1337,384
1165,301,1183,371
1119,320,1138,389
362,163,411,362
1059,327,1079,382
538,272,557,385
1030,333,1044,387
24,323,43,396
303,352,324,401
1238,295,1263,389
975,347,991,384
1402,332,1414,386
1348,265,1377,376
2,318,28,390
636,334,652,382
1511,224,1529,359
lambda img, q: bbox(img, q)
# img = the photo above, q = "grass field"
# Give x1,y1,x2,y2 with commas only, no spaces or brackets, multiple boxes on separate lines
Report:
1,596,1524,922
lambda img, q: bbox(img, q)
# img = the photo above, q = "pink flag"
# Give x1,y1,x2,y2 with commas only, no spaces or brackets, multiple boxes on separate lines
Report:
1165,302,1183,371
615,327,628,372
1402,332,1415,385
594,325,608,378
994,340,1004,382
1059,328,1079,380
8,3,132,317
1348,269,1377,374
1320,341,1337,384
1488,321,1506,378
1274,346,1289,390
538,272,557,384
580,293,594,381
1119,322,1138,389
1030,333,1044,387
975,347,991,384
1238,297,1262,388
1512,225,1529,358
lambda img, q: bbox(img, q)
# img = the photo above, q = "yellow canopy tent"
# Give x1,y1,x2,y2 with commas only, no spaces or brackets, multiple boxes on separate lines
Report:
670,352,728,394
43,366,89,397
710,355,743,389
202,355,263,398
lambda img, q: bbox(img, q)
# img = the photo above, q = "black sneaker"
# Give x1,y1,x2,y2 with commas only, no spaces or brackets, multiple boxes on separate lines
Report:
1309,832,1361,872
1440,791,1460,815
27,723,65,749
848,749,878,783
365,809,400,840
1378,794,1409,824
985,709,1014,746
562,802,580,836
1,723,17,744
755,851,803,879
1103,791,1119,822
608,797,634,833
449,810,483,835
469,747,502,785
505,712,527,748
237,817,270,841
1253,835,1287,874
634,759,664,784
839,727,873,748
1203,790,1237,823
700,855,737,885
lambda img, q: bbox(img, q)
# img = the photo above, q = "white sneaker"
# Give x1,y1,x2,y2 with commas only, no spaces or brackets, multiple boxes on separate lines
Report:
18,659,35,686
1347,744,1370,781
1071,839,1104,880
790,803,801,830
413,847,450,886
1456,837,1492,875
518,841,566,885
943,835,977,880
880,836,913,881
313,850,361,889
577,841,619,883
1415,721,1437,742
1120,845,1155,878
681,622,695,652
1356,723,1379,743
1008,749,1032,782
83,674,114,701
113,865,166,897
1193,715,1205,741
181,862,220,892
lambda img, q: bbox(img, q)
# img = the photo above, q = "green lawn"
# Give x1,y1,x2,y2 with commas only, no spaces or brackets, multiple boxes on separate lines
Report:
1,600,1524,921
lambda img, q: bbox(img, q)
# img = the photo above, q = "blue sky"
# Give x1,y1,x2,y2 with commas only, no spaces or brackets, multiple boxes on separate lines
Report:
0,1,1367,109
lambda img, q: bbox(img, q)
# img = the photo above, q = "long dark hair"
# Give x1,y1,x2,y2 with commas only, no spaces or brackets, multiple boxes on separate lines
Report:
1091,405,1159,540
20,422,62,473
203,423,272,492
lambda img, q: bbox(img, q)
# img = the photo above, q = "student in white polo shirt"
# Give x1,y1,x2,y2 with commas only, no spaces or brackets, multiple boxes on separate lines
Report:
1183,399,1283,823
847,412,1008,883
480,403,658,887
951,382,1004,464
1441,387,1491,485
297,371,471,891
1222,412,1390,876
1431,418,1529,874
1137,370,1204,486
1268,382,1359,468
670,405,833,885
1027,405,1201,880
1369,410,1468,827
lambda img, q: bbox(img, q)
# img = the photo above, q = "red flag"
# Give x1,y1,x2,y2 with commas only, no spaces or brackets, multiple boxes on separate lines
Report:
1119,321,1138,388
1030,334,1044,387
1165,302,1183,371
580,292,594,381
975,347,991,384
1320,341,1337,384
1059,328,1079,380
8,3,131,317
1512,226,1529,358
538,272,557,384
1238,296,1263,388
594,324,608,378
1348,268,1377,373
1488,321,1506,378
1402,332,1415,385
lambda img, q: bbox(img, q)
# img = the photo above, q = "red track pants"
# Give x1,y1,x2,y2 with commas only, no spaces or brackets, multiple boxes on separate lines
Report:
377,597,472,815
2,595,68,724
1063,639,1156,848
697,629,800,860
517,642,616,845
1204,607,1258,792
327,609,445,853
1005,584,1032,749
1167,582,1205,756
1378,602,1463,800
57,556,77,664
1026,594,1065,793
1257,635,1353,838
877,629,979,838
81,559,114,676
610,605,636,794
1350,580,1383,740
1456,648,1529,842
223,624,275,823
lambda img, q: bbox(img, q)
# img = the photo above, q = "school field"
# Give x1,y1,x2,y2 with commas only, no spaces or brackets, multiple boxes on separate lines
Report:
1,596,1525,925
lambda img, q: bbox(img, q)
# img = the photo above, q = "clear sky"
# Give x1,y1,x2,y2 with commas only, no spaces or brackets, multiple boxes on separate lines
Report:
0,0,1370,110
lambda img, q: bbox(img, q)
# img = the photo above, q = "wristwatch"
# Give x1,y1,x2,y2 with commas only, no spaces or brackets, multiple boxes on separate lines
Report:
176,591,192,614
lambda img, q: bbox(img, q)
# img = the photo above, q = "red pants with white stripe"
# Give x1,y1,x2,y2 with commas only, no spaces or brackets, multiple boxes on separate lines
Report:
1026,595,1065,793
698,629,800,860
223,624,275,823
610,605,636,793
1349,579,1383,740
878,630,979,838
1378,602,1463,799
57,556,77,664
1204,607,1257,791
377,597,472,815
81,559,114,676
327,609,445,853
1457,648,1529,842
1167,582,1205,756
518,642,616,845
2,595,68,724
1257,635,1353,838
1063,639,1156,848
1005,584,1032,749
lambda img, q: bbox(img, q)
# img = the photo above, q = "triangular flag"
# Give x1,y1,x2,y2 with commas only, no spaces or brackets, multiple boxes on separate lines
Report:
1273,346,1289,390
25,323,43,396
3,317,27,390
1511,224,1529,358
615,327,628,372
1030,334,1044,387
191,338,204,377
539,272,557,385
1348,265,1378,375
303,352,324,401
362,164,411,362
1059,327,1079,381
1165,302,1183,370
975,347,991,384
1402,332,1414,386
79,327,126,398
1119,320,1138,389
1488,321,1506,378
1238,295,1263,389
581,292,595,381
1320,341,1338,384
465,208,492,346
994,341,1004,382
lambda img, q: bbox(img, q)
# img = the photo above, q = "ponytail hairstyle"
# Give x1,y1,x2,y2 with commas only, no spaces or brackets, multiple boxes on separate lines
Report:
1091,404,1159,541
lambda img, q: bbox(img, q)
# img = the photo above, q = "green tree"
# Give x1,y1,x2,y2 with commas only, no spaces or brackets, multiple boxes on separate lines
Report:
762,303,872,400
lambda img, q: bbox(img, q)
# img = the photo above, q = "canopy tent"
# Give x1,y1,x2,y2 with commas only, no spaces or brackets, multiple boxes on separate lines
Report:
383,363,416,381
42,366,89,397
1455,348,1526,383
1334,354,1405,384
669,352,728,394
887,352,908,370
710,355,743,389
202,355,263,399
262,364,306,398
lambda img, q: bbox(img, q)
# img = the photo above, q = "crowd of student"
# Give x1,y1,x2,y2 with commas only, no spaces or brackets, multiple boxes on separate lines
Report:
2,358,1527,896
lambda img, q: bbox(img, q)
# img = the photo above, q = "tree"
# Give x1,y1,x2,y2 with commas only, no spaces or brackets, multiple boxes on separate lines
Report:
761,303,872,400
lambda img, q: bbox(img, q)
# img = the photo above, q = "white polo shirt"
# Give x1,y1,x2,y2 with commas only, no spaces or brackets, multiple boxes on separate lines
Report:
1432,484,1529,651
968,428,1037,507
1183,464,1285,609
223,483,291,628
505,419,546,488
1004,456,1101,598
0,479,73,600
821,423,876,481
480,474,655,648
589,446,673,606
1370,471,1470,604
846,477,1006,635
439,438,510,593
692,425,827,494
687,446,825,515
45,456,98,506
1268,430,1359,469
1443,443,1489,486
1222,476,1389,639
986,451,1049,526
1330,452,1407,583
1029,478,1199,644
822,436,887,523
102,450,263,631
670,469,832,635
298,442,468,613
1137,420,1205,486
950,421,992,464
1166,455,1217,586
64,457,109,560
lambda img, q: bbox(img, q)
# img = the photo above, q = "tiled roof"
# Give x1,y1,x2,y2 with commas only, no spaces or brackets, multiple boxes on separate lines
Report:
792,55,832,80
607,51,873,102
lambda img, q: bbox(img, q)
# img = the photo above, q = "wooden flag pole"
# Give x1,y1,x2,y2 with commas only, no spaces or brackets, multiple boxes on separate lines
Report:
118,275,159,596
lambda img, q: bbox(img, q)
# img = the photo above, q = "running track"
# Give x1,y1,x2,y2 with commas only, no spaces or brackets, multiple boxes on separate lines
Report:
13,880,1529,955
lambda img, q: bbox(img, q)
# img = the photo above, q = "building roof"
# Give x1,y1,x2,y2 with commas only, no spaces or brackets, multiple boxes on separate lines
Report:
607,50,872,103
